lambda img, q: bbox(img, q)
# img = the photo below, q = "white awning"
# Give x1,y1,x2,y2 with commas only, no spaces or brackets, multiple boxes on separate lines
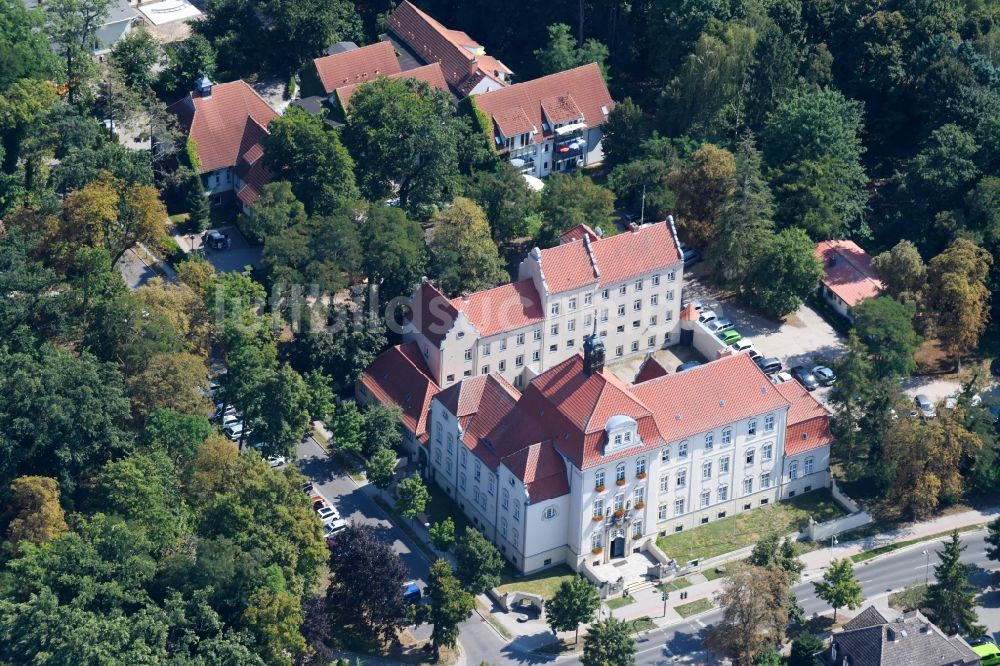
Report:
554,122,586,136
522,174,545,192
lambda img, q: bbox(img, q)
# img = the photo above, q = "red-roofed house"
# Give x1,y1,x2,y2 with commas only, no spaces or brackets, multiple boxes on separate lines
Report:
425,334,832,574
310,41,402,95
404,220,684,392
472,64,614,177
385,1,511,97
814,240,884,321
334,63,450,111
167,78,278,213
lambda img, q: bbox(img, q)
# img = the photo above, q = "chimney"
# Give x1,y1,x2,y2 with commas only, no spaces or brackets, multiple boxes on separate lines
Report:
196,74,214,98
460,291,471,303
583,333,605,376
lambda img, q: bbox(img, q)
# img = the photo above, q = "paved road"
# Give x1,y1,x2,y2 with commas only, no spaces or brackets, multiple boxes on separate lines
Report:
116,248,159,289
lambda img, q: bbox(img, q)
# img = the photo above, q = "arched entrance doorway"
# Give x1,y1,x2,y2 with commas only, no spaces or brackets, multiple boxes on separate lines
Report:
610,529,626,559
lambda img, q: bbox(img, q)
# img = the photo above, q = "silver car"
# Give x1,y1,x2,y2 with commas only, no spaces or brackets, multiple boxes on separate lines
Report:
914,394,936,418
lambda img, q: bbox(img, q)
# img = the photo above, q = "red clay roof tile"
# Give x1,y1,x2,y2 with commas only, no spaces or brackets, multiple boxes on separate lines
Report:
334,63,450,109
502,442,569,502
449,280,544,338
360,341,439,441
312,42,401,95
814,240,883,307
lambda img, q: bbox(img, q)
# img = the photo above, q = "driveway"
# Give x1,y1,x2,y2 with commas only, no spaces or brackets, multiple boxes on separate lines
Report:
174,225,263,274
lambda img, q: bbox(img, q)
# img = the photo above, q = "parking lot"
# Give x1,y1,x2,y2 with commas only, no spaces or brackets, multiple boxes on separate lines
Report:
172,224,263,273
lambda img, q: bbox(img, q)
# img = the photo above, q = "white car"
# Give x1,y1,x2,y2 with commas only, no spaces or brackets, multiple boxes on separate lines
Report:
223,422,244,441
317,506,340,523
914,394,936,418
707,318,734,333
698,310,718,324
730,340,757,355
267,455,286,468
772,371,793,385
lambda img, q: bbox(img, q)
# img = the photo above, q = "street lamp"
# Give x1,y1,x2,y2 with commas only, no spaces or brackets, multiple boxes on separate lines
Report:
922,549,929,585
662,590,670,618
188,234,195,253
830,535,838,564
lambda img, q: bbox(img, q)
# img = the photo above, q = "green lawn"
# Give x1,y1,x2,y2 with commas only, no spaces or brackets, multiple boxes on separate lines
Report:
606,595,636,610
496,564,577,600
423,482,472,536
658,577,693,593
701,567,725,581
656,489,847,564
850,523,985,563
626,617,656,633
674,598,714,618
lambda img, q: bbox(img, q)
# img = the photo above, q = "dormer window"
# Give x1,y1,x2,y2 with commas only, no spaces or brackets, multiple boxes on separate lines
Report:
604,415,641,454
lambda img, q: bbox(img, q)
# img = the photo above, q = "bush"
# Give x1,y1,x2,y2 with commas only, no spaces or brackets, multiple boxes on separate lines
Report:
790,632,824,666
286,76,297,100
160,234,186,264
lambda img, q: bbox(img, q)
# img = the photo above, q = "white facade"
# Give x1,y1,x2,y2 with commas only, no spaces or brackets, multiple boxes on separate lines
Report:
503,123,605,179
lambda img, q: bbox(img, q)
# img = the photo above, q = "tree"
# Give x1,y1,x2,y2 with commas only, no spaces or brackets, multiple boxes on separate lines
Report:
141,408,214,461
429,517,456,551
0,78,59,176
289,308,387,390
0,0,59,91
263,209,362,293
162,34,216,96
909,123,981,215
454,527,504,594
789,632,823,666
396,474,429,521
762,87,868,239
581,616,636,666
360,205,427,303
872,240,927,301
304,370,334,422
743,227,824,318
924,238,992,371
186,175,211,232
330,400,363,452
110,27,159,91
464,164,539,244
546,576,600,644
343,77,462,216
607,159,675,222
245,181,308,243
429,197,507,296
263,107,359,216
748,534,803,582
3,476,68,551
426,558,474,655
537,173,615,246
365,446,397,493
127,352,212,424
852,297,921,379
325,524,409,645
601,97,647,169
706,134,774,286
242,575,308,665
988,516,1000,566
534,23,609,80
925,531,985,636
668,143,736,248
813,558,862,621
707,564,789,665
244,364,312,456
362,403,403,458
45,0,115,104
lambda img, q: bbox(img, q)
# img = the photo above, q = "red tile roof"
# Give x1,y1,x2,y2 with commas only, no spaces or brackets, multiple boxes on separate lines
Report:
532,240,599,294
410,281,459,348
234,117,273,207
360,341,439,442
473,64,612,143
502,442,569,502
680,303,699,321
634,354,668,383
167,80,278,174
774,380,833,455
335,63,450,109
449,279,544,338
814,240,884,307
559,224,599,245
387,1,511,92
436,374,520,469
312,42,401,95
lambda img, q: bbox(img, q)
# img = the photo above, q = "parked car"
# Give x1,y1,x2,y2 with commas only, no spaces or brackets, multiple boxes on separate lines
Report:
707,318,734,333
676,360,702,372
772,371,793,384
203,229,230,250
914,394,936,418
402,581,422,605
317,505,340,523
301,481,314,494
730,340,755,355
812,366,836,386
311,495,328,511
755,357,782,375
267,455,286,468
698,309,718,324
718,329,742,345
682,300,705,313
223,422,244,441
972,641,1000,666
747,349,763,362
790,366,819,391
324,518,347,536
679,243,702,266
221,412,241,427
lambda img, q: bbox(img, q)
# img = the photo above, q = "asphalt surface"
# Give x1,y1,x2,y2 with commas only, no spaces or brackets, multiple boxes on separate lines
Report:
295,439,997,665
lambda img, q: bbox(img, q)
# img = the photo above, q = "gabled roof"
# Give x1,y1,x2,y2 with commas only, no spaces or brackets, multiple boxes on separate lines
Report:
449,280,543,338
560,224,600,245
410,281,459,347
473,64,612,142
774,380,833,456
166,80,278,173
815,240,884,307
335,63,450,110
360,341,439,443
436,374,520,470
234,117,273,207
843,607,890,631
502,442,569,502
833,607,979,666
531,240,599,294
386,1,511,92
634,354,669,383
312,41,401,94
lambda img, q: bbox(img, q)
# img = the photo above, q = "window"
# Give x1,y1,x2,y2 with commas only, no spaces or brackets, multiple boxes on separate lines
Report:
743,477,753,494
631,340,639,352
602,289,610,300
499,360,506,372
674,499,686,515
748,420,757,436
461,450,467,467
718,485,728,502
435,448,442,463
720,456,730,473
633,299,642,311
650,295,659,307
459,473,466,490
474,461,481,480
633,520,643,537
648,335,656,347
701,516,710,524
532,350,540,362
702,461,712,480
446,456,452,471
632,321,641,330
502,489,509,509
614,493,624,511
489,475,495,495
760,472,771,489
481,365,489,375
745,449,755,465
658,504,668,520
701,490,710,508
805,457,815,475
512,529,519,547
516,355,524,367
617,305,626,317
584,293,593,306
601,309,609,322
634,487,645,505
678,441,688,458
464,370,472,377
516,333,525,345
676,469,687,488
533,330,542,341
482,343,491,356
513,501,520,520
789,462,799,480
446,374,454,382
659,474,669,492
765,414,775,432
619,285,627,295
635,279,643,291
762,443,773,461
616,464,626,482
593,498,604,518
616,325,625,333
569,297,577,311
501,518,507,537
447,434,454,454
464,349,472,361
661,446,670,463
549,344,558,355
473,487,479,503
616,345,624,357
544,506,556,520
650,316,658,327
568,319,576,332
550,324,559,336
705,433,714,450
666,290,674,301
584,314,593,327
499,339,507,351
614,433,622,447
665,310,673,321
591,532,602,549
636,458,646,475
550,303,560,316
595,470,605,489
667,270,676,282
721,429,732,446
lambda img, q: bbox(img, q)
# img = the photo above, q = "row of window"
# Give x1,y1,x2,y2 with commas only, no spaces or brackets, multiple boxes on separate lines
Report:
658,420,776,463
551,275,678,317
591,521,644,550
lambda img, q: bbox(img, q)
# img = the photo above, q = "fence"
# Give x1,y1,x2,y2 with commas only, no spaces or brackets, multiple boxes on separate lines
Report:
805,476,872,541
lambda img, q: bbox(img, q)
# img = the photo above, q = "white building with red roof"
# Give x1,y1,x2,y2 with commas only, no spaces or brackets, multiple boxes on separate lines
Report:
472,63,614,178
814,240,884,321
425,334,832,574
166,78,278,213
404,220,684,393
